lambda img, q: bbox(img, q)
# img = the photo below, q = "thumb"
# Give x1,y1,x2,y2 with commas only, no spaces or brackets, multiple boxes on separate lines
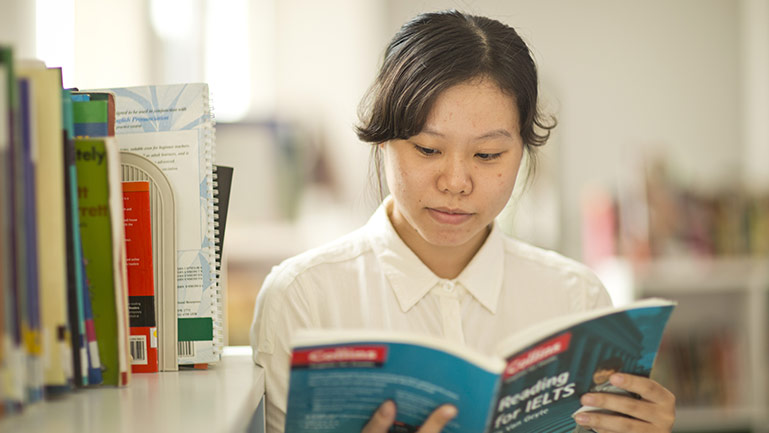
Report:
362,400,397,433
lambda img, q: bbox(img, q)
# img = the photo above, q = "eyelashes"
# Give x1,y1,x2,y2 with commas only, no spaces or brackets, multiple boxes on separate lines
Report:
475,152,503,161
414,144,439,156
412,144,503,161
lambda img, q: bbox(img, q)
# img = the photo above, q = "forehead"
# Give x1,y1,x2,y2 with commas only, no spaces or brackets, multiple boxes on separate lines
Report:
422,78,520,135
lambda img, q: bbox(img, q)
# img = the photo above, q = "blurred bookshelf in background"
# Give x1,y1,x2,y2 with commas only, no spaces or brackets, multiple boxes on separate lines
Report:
582,157,769,433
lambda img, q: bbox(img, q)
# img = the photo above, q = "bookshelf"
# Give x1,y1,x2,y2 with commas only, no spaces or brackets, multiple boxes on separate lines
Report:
0,346,265,433
581,150,769,432
633,257,769,433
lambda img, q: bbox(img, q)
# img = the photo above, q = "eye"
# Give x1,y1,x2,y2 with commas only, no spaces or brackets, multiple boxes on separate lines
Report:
475,152,503,161
414,144,439,156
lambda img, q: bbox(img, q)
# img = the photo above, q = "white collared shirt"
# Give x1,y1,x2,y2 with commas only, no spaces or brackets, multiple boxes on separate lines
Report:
250,198,611,432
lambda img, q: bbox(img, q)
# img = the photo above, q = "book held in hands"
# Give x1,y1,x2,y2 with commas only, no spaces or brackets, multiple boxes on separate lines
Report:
285,298,676,433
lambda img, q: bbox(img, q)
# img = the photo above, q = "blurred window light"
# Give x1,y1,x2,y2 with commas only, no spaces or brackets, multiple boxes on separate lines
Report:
35,0,75,87
150,0,198,41
241,0,276,120
204,0,251,122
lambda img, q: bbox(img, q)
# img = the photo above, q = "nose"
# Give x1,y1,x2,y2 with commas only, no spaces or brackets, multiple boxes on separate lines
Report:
437,156,472,195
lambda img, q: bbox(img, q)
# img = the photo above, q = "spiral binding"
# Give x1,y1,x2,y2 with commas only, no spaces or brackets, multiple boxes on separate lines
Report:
202,85,223,360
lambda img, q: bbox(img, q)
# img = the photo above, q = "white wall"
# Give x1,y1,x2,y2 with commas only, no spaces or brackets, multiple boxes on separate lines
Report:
73,0,152,88
388,0,743,258
220,1,393,261
0,0,36,57
273,0,388,221
741,0,769,191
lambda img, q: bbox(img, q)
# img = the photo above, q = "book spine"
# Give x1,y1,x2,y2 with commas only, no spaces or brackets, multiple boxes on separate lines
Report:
76,137,121,386
18,78,44,400
81,254,103,385
19,66,73,393
0,46,25,414
105,138,130,387
122,181,158,373
62,88,89,388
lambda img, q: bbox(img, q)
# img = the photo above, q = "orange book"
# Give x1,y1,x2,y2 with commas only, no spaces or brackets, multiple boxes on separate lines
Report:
122,181,158,373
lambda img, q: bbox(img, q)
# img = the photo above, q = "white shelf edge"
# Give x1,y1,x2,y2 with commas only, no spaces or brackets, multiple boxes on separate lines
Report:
674,406,758,431
633,255,769,294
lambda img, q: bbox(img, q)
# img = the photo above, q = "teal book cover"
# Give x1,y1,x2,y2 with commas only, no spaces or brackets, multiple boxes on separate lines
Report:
285,299,675,433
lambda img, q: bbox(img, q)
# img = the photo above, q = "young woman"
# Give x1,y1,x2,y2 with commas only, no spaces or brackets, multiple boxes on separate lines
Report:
250,10,676,433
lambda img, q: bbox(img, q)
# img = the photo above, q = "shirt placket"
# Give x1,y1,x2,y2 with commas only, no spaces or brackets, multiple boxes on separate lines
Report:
438,280,464,344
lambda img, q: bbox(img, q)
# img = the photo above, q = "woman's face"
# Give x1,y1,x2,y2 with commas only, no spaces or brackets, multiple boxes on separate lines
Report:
382,77,524,254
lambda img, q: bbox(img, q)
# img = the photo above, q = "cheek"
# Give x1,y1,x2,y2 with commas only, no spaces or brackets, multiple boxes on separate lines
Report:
385,160,422,200
495,170,517,190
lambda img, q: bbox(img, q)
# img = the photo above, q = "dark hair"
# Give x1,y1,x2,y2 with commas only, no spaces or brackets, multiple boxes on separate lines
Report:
596,357,624,372
356,10,556,187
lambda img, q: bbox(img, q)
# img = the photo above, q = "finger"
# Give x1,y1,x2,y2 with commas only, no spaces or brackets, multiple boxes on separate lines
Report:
609,374,675,406
579,392,664,426
417,404,458,433
574,411,656,433
361,400,396,433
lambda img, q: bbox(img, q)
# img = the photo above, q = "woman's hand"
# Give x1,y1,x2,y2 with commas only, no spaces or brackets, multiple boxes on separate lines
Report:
361,400,457,433
573,374,675,433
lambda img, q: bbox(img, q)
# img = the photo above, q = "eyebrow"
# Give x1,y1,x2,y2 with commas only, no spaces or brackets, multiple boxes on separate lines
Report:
421,127,513,140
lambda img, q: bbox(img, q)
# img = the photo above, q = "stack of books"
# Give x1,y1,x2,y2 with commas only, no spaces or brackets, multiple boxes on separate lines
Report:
0,46,232,417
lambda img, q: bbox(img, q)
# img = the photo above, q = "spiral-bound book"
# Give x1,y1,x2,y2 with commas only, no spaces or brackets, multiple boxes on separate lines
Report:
98,83,222,365
213,165,233,274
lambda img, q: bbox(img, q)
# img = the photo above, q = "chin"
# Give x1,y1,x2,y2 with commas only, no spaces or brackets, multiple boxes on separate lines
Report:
420,227,483,249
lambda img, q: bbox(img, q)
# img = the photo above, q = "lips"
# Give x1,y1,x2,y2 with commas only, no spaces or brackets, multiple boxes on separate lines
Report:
427,207,474,225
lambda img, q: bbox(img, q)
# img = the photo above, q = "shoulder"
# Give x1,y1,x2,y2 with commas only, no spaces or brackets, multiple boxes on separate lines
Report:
503,237,602,284
501,236,611,309
255,225,379,322
261,227,373,294
251,227,374,353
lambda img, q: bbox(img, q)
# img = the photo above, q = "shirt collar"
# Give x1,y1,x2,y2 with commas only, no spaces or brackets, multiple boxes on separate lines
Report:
365,197,504,314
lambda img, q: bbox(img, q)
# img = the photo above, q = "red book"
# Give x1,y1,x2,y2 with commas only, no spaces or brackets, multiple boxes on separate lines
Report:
122,181,158,373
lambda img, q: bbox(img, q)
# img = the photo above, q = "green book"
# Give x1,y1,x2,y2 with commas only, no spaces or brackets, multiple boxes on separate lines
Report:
71,91,113,137
75,137,129,386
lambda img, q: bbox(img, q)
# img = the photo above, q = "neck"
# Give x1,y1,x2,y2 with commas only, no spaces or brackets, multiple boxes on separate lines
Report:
415,239,486,279
388,206,490,279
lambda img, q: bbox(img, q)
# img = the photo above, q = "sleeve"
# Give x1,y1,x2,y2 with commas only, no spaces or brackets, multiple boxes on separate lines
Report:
250,266,314,433
584,270,613,310
566,262,614,312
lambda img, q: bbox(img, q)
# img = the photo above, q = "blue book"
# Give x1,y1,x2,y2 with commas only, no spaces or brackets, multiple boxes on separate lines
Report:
285,298,675,433
17,78,43,401
62,88,89,387
82,259,103,386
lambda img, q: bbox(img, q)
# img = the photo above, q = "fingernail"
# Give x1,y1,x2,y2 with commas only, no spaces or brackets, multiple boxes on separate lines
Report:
380,401,395,418
611,373,625,385
582,395,596,405
441,405,458,419
575,414,590,424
